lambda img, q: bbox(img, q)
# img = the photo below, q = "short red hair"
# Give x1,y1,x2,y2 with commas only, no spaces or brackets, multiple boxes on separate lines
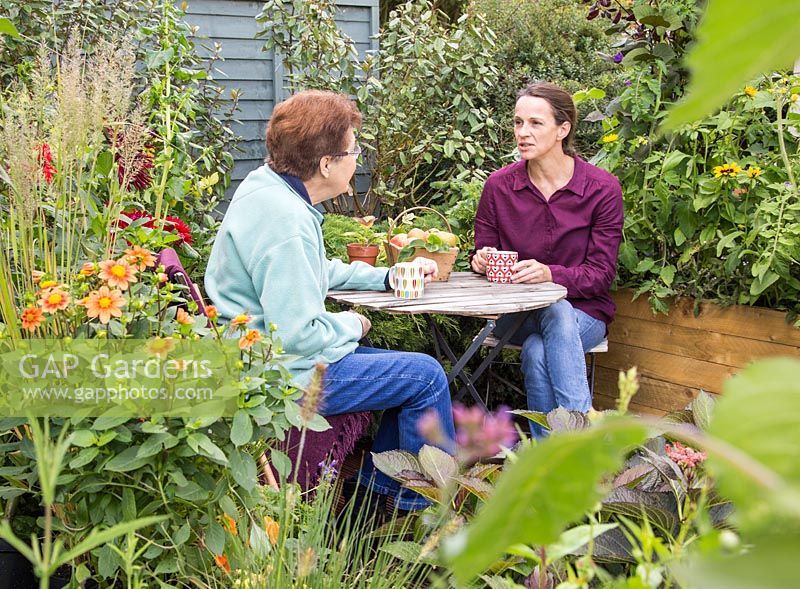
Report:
266,90,362,180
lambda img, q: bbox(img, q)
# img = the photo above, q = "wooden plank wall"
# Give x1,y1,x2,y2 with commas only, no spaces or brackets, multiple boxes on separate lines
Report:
184,0,379,199
593,289,800,415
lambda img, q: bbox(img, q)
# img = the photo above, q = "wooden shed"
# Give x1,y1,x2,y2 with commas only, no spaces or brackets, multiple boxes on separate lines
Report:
184,0,379,197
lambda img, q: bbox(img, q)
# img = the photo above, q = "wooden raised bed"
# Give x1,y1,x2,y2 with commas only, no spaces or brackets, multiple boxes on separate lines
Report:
593,289,800,415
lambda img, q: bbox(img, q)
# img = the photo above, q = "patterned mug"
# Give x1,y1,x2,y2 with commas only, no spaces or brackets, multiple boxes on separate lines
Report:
486,250,519,283
389,262,426,299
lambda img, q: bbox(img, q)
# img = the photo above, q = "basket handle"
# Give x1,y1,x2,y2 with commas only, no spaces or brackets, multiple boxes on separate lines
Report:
386,206,452,239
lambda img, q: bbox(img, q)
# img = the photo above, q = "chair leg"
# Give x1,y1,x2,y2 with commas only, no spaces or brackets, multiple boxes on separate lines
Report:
588,352,597,395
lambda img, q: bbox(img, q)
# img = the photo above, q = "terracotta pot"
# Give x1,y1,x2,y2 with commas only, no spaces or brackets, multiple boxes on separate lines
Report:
346,243,379,266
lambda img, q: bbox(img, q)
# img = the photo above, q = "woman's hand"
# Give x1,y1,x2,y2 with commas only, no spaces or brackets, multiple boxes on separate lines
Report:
348,311,372,338
414,257,439,283
511,259,552,284
470,246,497,274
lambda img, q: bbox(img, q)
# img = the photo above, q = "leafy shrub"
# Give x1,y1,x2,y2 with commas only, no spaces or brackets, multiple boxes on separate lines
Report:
472,0,621,154
474,0,614,88
587,0,800,319
0,38,303,586
258,0,504,214
0,0,238,277
322,214,367,261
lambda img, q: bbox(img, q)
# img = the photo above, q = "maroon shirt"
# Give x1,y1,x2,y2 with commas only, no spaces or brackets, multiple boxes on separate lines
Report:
474,157,623,325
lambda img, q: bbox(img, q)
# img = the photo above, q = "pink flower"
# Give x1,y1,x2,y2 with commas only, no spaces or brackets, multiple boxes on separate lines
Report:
453,403,517,461
665,441,706,469
417,408,449,447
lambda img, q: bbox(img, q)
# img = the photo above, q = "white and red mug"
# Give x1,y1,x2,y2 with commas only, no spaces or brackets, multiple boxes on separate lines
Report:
486,250,518,283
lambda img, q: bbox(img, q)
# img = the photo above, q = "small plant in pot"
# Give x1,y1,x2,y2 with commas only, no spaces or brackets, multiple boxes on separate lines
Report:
384,208,460,281
343,216,383,265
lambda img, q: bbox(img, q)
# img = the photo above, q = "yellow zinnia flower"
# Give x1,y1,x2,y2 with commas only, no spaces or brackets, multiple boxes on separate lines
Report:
600,133,619,144
744,86,757,97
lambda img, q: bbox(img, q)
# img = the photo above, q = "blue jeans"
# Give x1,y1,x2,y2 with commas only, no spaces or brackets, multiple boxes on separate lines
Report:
321,346,455,510
494,299,606,438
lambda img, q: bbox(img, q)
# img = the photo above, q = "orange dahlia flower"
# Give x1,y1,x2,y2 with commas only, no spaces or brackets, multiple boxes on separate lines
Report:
175,308,194,326
99,258,138,290
229,313,252,327
213,554,231,574
238,329,263,350
84,286,126,324
20,307,44,332
125,245,156,271
263,515,280,546
79,262,96,277
221,513,238,536
39,289,71,313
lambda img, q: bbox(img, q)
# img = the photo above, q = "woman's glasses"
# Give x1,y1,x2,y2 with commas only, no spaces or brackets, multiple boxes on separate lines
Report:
331,143,362,159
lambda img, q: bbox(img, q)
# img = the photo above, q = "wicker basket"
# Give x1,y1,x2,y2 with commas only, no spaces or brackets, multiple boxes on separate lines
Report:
383,206,459,282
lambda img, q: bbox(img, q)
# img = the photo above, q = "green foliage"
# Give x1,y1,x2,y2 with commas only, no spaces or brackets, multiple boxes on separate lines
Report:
0,16,18,37
373,446,498,505
322,214,366,261
588,1,800,318
673,535,800,589
445,419,648,582
666,0,800,129
258,0,504,214
0,332,301,585
705,357,800,533
206,474,433,588
601,72,800,316
381,0,469,23
472,0,620,154
474,0,612,86
669,357,800,589
342,216,384,246
0,419,168,588
0,0,237,278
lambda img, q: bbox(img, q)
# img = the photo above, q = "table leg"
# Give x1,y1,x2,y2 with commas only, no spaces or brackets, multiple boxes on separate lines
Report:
423,314,489,411
455,312,529,402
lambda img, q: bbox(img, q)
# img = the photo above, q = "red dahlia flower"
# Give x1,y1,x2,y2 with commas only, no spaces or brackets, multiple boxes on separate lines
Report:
106,127,155,191
117,209,193,246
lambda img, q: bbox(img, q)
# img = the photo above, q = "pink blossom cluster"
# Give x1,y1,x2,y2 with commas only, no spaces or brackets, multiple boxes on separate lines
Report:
416,403,519,462
665,441,706,469
453,403,518,461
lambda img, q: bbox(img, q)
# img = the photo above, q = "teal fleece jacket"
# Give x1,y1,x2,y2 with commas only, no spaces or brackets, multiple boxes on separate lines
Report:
204,165,389,388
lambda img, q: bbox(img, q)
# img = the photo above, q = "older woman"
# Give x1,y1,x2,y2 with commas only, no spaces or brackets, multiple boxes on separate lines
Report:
471,82,623,437
205,90,455,511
